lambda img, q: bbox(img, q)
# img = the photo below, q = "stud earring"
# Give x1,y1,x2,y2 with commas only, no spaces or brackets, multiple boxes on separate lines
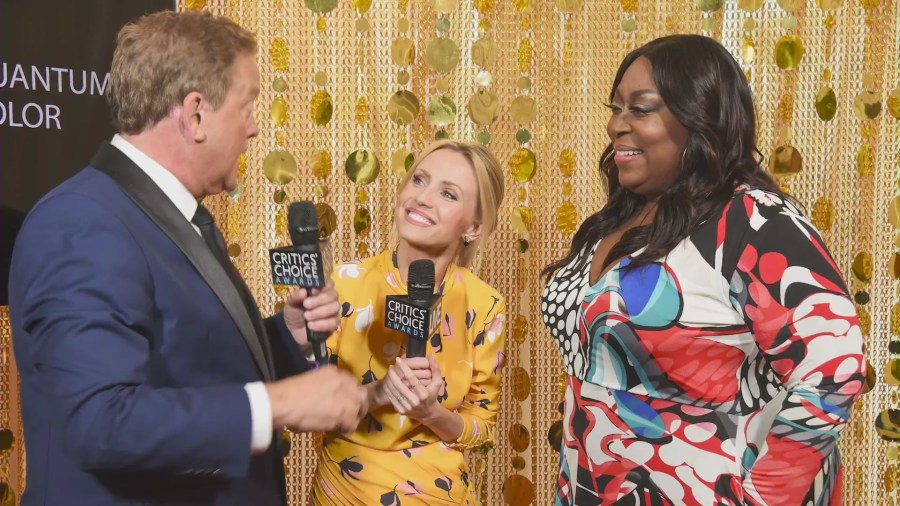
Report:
463,237,471,247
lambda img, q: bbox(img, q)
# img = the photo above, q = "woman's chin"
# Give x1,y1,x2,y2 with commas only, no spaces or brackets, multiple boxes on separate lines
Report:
398,237,451,256
616,176,643,194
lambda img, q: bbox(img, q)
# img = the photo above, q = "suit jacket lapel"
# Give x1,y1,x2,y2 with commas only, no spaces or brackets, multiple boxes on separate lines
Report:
90,142,274,381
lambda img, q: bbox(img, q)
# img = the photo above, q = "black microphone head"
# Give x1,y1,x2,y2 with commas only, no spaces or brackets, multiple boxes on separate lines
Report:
288,201,319,245
407,259,435,306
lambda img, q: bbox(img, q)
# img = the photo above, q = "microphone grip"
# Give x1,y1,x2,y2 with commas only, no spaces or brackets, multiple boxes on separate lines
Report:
406,336,427,359
309,338,328,366
305,287,330,366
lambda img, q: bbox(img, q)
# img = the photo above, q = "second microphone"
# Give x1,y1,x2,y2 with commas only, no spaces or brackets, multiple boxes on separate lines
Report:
384,259,442,358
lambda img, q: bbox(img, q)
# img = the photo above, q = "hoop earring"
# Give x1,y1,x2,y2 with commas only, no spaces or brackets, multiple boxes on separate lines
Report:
680,148,687,169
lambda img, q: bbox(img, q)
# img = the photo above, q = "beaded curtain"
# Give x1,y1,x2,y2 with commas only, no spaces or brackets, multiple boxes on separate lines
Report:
2,0,899,504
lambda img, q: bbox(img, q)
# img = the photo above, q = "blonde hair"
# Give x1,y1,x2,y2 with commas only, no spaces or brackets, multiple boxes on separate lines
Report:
394,140,505,269
107,11,257,134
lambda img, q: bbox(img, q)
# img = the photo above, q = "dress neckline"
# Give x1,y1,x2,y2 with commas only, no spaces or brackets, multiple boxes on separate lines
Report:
388,249,454,296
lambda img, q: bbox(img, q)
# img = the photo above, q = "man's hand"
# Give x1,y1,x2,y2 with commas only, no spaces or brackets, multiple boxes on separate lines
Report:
282,281,340,348
266,366,367,433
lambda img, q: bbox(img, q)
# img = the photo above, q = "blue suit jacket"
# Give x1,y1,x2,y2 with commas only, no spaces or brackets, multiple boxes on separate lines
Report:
9,143,309,505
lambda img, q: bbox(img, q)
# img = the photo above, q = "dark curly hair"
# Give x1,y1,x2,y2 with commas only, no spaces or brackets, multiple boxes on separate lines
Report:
543,34,782,279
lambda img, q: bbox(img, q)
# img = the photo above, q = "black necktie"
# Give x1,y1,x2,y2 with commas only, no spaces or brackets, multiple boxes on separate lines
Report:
191,205,231,268
191,205,274,376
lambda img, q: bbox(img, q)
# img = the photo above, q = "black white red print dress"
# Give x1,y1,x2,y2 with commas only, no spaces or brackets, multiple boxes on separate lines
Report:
541,188,865,505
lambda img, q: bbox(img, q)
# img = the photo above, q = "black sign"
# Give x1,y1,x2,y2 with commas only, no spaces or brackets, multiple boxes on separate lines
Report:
0,0,174,305
0,0,174,214
268,246,325,288
384,295,442,341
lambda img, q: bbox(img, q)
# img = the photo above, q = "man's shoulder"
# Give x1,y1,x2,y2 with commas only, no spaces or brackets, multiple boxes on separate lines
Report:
16,167,141,254
29,166,128,218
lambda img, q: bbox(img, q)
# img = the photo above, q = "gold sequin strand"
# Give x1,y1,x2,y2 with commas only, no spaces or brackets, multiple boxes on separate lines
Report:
852,0,877,401
509,0,536,230
504,0,536,502
388,0,416,183
347,0,377,257
303,0,337,241
467,0,496,499
697,0,724,36
224,2,256,262
262,1,291,315
466,1,495,145
265,10,297,190
768,0,806,193
555,6,577,238
738,0,758,84
424,1,457,140
815,8,838,123
888,84,900,120
219,0,256,265
808,2,839,247
621,0,638,34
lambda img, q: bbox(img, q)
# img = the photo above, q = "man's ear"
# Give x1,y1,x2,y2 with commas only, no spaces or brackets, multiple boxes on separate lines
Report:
179,91,207,142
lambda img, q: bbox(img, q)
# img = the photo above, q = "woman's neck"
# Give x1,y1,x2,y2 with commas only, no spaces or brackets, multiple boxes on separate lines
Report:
625,200,658,228
395,241,457,287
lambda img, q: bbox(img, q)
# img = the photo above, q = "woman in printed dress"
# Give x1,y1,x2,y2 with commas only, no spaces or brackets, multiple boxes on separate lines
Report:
541,35,866,505
310,140,507,505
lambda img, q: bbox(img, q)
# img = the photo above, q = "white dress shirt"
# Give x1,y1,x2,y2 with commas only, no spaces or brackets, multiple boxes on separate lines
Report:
110,135,273,453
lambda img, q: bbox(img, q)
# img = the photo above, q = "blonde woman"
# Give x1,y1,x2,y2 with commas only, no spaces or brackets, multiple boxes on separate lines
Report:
311,140,507,505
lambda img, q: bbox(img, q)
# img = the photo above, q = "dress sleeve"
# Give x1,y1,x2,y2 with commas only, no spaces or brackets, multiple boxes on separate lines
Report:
726,192,866,505
451,296,507,449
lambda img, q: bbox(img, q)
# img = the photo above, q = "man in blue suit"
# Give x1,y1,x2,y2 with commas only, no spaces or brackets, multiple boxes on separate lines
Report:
8,11,367,505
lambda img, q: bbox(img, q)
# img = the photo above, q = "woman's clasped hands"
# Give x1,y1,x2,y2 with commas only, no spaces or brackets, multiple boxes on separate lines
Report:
382,355,444,420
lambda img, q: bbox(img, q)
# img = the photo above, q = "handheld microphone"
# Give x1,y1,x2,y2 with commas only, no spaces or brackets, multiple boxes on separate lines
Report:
267,201,329,366
405,260,435,358
383,259,442,358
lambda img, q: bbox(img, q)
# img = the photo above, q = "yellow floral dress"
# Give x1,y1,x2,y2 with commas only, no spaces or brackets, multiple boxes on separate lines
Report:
310,250,506,505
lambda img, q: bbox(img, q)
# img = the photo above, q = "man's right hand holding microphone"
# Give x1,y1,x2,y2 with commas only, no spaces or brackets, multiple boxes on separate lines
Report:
266,284,367,434
262,201,367,436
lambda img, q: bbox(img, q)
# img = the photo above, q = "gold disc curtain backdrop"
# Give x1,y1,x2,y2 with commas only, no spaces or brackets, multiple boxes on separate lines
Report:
2,0,900,504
